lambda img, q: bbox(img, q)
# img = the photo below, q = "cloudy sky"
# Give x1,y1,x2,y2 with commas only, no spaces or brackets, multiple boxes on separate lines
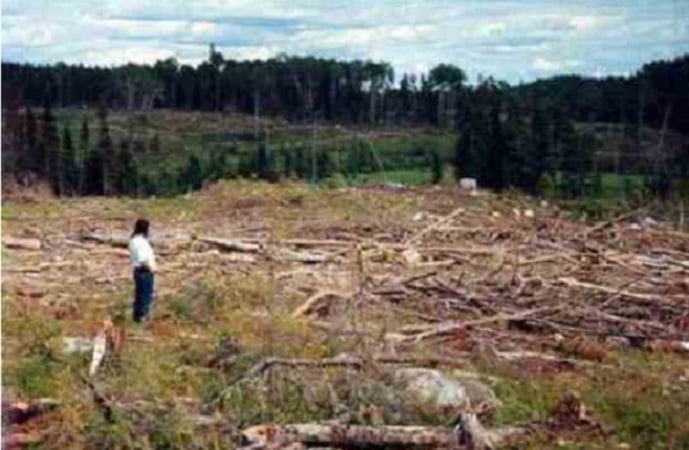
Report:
2,0,688,83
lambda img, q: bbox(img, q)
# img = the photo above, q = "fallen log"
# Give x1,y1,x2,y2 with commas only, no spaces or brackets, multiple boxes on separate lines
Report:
3,237,42,251
82,231,192,250
270,247,330,263
458,412,527,449
242,423,458,449
405,306,559,343
243,237,357,248
581,207,646,237
241,417,528,450
4,398,60,425
80,232,128,248
557,277,668,303
197,236,262,252
404,207,465,245
292,291,349,318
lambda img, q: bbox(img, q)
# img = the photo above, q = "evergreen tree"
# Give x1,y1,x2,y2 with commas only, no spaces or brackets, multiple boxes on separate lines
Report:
294,144,307,179
316,148,337,179
256,142,269,180
283,144,296,179
181,154,204,191
83,146,104,196
133,139,146,154
525,101,552,194
238,151,254,178
41,104,61,193
482,104,506,190
256,142,278,181
101,134,115,195
61,125,79,195
117,139,137,195
207,146,228,181
505,103,550,194
149,133,160,156
428,148,443,184
453,127,476,180
560,124,593,199
5,107,24,177
349,139,373,174
24,107,39,175
96,106,115,195
675,141,689,198
501,103,525,190
589,170,604,197
78,116,90,194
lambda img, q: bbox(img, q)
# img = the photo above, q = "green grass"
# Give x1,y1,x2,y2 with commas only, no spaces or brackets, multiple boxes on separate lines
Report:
484,352,689,449
347,168,431,186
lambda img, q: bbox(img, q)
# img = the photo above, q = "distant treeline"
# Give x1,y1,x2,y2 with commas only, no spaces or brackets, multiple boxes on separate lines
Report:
3,52,689,132
2,51,688,198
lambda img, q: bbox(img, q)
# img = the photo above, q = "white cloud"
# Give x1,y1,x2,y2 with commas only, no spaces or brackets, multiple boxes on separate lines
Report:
473,22,506,37
190,21,220,37
533,57,581,72
84,17,188,38
78,46,177,66
1,0,687,82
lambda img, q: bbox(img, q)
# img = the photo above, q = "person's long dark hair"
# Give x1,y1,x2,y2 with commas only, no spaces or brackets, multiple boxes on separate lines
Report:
132,219,150,238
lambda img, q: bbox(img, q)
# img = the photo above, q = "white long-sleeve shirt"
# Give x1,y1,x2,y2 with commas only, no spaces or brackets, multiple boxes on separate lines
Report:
128,235,157,272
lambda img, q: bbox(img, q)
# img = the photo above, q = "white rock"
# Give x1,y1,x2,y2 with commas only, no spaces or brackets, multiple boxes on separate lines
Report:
89,333,107,377
524,209,535,218
394,368,497,408
395,368,467,407
413,212,426,222
512,208,521,218
459,178,477,190
491,211,501,218
62,337,94,354
642,217,658,227
401,248,422,266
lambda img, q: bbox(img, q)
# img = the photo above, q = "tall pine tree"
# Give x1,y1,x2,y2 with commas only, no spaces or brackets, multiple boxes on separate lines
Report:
180,154,204,191
149,133,160,156
428,148,443,184
24,107,39,176
256,142,278,181
41,104,61,194
482,103,506,190
117,139,137,195
96,106,116,195
83,111,107,196
61,125,78,196
78,115,90,194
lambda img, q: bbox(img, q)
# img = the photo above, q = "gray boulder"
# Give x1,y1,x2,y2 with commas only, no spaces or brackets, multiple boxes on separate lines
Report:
393,368,497,409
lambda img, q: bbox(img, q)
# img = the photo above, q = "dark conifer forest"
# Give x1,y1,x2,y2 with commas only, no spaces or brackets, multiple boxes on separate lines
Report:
2,51,688,199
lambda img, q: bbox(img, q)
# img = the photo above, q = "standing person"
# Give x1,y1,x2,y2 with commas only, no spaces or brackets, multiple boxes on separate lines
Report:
128,219,157,322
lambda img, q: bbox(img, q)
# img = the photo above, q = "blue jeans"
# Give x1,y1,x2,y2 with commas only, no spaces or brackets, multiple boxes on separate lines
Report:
133,268,154,322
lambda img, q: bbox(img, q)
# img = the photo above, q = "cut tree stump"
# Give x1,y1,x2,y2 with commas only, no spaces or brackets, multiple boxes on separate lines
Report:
3,237,42,251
